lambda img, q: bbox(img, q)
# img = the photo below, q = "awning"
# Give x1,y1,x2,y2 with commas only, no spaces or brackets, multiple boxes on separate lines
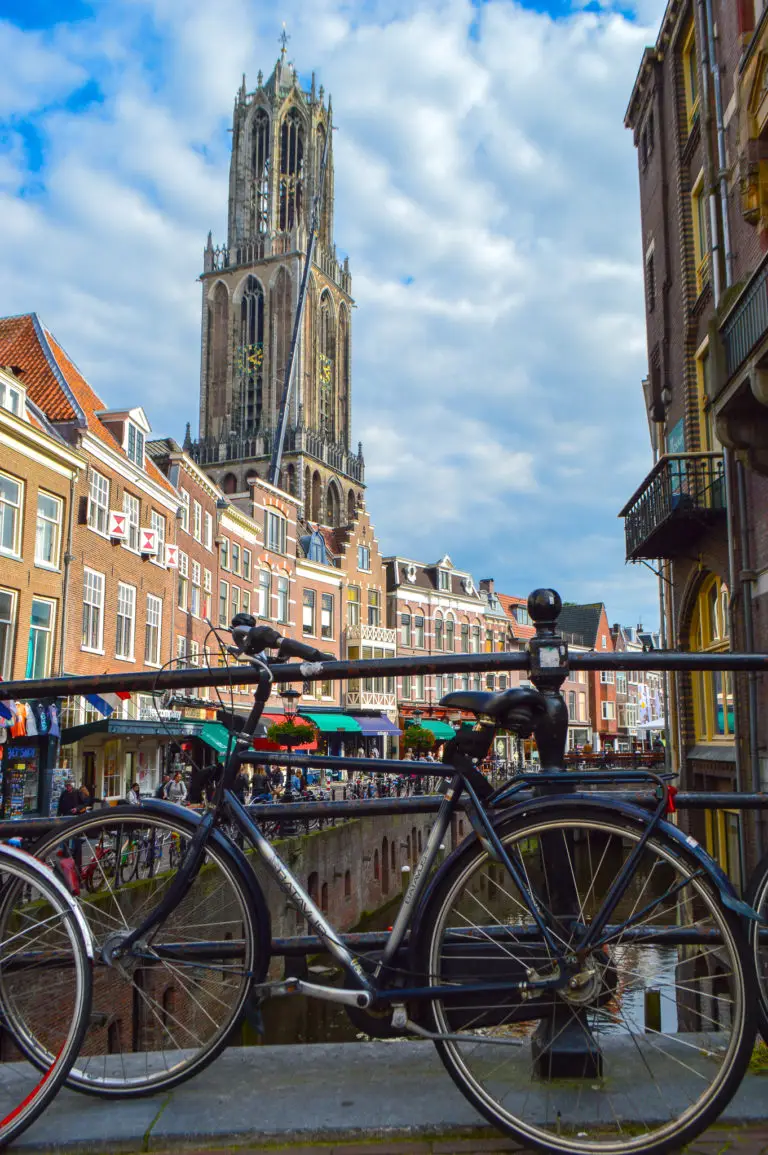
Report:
199,723,237,762
352,714,402,736
420,719,456,741
300,712,361,734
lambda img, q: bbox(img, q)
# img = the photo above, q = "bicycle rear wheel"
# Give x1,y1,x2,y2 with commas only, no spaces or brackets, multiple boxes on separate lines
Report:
32,809,267,1098
0,844,92,1146
416,807,755,1155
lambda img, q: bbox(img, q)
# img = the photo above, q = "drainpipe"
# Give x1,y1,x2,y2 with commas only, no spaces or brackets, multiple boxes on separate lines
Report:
737,460,762,842
723,448,748,884
58,470,77,677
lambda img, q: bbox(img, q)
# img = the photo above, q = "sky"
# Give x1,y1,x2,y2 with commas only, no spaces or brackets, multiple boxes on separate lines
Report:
0,0,670,629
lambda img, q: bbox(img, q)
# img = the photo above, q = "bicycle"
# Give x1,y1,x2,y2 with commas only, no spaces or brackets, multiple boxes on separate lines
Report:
0,841,93,1147
29,609,761,1155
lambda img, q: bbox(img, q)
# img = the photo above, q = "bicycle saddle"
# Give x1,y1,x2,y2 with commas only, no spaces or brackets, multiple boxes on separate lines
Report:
439,687,549,736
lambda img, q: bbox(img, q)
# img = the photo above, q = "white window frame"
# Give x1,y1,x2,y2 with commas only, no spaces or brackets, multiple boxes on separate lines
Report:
193,499,202,541
178,490,190,533
258,570,272,619
115,582,136,661
87,470,110,536
265,511,286,555
122,491,140,552
601,700,616,721
242,588,251,616
191,560,201,618
126,422,145,467
231,541,241,575
177,550,189,611
243,548,252,581
145,594,162,666
82,568,105,653
0,587,16,679
219,580,229,626
203,568,212,619
600,670,615,684
438,569,450,591
220,537,230,570
0,379,22,417
357,544,371,572
26,596,55,679
150,509,166,566
303,589,316,636
321,593,334,640
277,576,289,623
0,471,22,559
204,511,213,551
35,490,63,569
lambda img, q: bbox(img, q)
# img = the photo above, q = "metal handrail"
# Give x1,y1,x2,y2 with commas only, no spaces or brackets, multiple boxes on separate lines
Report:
3,646,768,702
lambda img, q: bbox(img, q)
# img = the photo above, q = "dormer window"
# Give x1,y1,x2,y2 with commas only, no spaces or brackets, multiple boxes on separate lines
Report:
438,569,451,591
0,379,23,418
127,423,145,467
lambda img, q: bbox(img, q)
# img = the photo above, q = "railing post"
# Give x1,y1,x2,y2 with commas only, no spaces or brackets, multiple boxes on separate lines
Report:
527,589,602,1078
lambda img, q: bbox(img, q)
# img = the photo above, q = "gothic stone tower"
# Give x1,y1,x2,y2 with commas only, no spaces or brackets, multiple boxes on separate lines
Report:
191,43,364,528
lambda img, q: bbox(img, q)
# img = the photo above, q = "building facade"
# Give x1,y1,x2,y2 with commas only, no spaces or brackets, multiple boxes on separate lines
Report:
622,0,768,880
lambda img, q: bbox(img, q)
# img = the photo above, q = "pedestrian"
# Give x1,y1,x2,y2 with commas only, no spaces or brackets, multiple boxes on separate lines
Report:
233,769,251,804
270,766,284,790
126,781,141,806
251,767,271,800
155,773,171,800
77,784,93,811
57,781,81,817
166,771,188,805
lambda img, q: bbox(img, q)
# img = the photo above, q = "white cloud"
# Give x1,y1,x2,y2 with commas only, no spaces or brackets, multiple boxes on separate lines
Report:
0,0,664,625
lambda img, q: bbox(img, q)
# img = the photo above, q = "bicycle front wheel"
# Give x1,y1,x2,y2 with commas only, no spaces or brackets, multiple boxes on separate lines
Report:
0,844,92,1147
32,809,266,1098
416,808,755,1155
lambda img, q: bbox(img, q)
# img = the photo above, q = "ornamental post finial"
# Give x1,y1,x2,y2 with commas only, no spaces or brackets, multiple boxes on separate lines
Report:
279,24,290,58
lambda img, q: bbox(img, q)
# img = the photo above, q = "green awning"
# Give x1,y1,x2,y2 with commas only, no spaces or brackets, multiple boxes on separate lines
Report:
420,719,456,741
300,712,361,734
200,723,236,762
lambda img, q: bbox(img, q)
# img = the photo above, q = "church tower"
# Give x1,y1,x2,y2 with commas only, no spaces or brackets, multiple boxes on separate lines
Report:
190,37,364,528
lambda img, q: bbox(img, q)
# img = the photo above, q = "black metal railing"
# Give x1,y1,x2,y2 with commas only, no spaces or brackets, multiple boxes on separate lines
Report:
619,452,725,560
721,251,768,379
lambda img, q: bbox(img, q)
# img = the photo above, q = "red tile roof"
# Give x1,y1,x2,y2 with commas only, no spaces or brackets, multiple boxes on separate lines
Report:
497,593,536,640
0,313,175,495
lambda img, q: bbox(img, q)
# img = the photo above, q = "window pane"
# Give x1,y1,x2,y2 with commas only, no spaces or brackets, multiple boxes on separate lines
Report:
303,589,316,635
0,589,15,679
277,576,289,623
0,474,21,553
35,492,61,566
26,599,53,679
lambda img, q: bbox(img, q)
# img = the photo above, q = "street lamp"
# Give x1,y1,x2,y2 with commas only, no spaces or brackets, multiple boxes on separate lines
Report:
411,709,425,795
279,685,303,797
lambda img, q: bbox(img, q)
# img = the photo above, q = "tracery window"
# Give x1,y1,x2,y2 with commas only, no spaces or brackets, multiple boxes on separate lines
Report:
250,109,270,235
279,110,304,231
318,292,335,437
239,276,264,433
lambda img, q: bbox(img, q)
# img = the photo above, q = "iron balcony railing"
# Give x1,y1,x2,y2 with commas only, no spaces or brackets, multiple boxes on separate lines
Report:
619,452,725,561
721,251,768,380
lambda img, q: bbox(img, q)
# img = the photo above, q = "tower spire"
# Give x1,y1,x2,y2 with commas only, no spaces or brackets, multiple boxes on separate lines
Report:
279,24,290,59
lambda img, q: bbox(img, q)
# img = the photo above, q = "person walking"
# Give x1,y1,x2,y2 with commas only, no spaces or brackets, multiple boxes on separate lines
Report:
57,781,82,817
166,771,188,805
155,774,171,800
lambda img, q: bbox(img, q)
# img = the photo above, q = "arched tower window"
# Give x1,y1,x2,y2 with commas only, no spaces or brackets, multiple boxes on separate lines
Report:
318,292,335,438
315,123,331,246
239,275,264,434
279,110,304,231
338,306,349,447
311,471,321,523
206,282,229,430
347,489,356,523
326,481,340,528
250,109,270,235
270,266,292,427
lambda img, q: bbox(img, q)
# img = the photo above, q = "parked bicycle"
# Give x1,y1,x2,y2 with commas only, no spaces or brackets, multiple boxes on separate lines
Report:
26,599,761,1155
0,842,93,1147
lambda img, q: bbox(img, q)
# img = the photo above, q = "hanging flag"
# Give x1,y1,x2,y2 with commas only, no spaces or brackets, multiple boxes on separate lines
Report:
0,701,16,722
84,691,131,718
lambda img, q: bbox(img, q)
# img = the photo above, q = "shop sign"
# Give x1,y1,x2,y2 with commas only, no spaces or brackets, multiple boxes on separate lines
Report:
108,511,127,539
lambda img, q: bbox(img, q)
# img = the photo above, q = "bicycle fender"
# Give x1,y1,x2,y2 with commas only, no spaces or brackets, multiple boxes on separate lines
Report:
409,793,758,965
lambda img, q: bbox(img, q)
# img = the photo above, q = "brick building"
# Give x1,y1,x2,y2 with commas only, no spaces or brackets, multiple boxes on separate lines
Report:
621,0,768,880
556,604,617,752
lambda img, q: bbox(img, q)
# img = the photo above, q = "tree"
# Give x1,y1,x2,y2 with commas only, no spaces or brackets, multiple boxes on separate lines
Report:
402,725,436,754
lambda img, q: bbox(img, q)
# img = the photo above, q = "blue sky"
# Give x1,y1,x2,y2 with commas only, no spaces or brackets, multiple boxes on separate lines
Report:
0,0,669,628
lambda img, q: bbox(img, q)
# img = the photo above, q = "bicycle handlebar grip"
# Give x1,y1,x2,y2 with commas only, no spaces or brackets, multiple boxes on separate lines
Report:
232,622,283,655
276,637,334,663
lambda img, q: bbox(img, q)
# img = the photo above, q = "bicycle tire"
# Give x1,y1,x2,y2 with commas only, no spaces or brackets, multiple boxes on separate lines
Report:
414,805,756,1155
32,806,269,1098
745,847,768,1045
0,843,92,1147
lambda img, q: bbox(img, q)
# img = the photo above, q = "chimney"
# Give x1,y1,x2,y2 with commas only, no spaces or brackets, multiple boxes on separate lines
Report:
479,578,494,593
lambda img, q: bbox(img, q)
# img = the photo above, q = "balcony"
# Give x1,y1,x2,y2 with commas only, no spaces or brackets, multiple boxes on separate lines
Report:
619,453,725,561
344,624,397,712
721,252,768,380
346,624,397,648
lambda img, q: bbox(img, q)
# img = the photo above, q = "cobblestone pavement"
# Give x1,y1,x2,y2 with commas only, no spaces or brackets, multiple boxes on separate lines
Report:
125,1124,768,1155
